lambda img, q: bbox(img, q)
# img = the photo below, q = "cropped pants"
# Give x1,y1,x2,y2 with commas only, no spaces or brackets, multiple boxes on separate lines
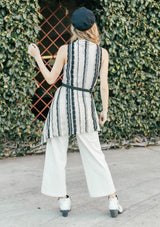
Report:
41,131,116,197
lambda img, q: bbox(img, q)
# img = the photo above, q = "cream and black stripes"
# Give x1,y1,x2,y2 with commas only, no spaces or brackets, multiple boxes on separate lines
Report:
77,40,81,132
82,40,88,132
41,39,102,144
56,86,62,135
91,44,102,130
66,43,72,134
71,42,76,134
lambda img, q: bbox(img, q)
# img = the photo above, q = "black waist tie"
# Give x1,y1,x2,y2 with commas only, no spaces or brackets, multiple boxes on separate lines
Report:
61,82,94,94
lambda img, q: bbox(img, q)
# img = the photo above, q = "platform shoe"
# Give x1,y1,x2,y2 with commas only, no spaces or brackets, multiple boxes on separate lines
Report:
108,194,123,217
58,195,71,217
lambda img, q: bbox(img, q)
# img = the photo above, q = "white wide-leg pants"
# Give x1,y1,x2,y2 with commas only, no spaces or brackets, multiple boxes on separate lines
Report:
41,131,116,197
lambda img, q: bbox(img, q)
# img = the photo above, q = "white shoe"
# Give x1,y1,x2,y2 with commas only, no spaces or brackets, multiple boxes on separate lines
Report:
58,195,71,217
108,194,123,217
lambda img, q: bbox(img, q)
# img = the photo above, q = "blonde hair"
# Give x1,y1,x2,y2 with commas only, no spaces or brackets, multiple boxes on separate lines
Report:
70,23,101,45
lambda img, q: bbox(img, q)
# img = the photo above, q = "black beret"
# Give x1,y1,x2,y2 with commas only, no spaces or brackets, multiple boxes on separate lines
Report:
71,7,96,31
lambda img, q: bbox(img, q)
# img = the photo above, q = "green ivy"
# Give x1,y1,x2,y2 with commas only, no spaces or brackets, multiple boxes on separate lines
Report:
80,0,160,142
0,0,159,157
0,0,44,157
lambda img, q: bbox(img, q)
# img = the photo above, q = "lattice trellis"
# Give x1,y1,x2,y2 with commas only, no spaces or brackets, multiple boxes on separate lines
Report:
30,2,76,122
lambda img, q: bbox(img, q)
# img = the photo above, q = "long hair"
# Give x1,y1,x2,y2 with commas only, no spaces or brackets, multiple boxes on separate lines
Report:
70,22,101,45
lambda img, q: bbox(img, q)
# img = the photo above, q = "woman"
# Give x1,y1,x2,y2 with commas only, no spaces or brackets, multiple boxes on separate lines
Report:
28,7,123,218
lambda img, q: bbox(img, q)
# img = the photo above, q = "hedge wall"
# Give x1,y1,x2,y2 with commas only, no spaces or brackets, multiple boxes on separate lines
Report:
81,0,160,141
0,0,159,157
0,0,43,157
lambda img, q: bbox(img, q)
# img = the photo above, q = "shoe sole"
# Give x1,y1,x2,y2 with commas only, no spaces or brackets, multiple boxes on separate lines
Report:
118,210,123,214
110,209,123,218
110,209,119,217
60,209,71,217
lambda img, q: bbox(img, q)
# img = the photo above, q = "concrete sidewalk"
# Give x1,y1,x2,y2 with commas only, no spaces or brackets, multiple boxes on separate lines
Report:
0,145,159,227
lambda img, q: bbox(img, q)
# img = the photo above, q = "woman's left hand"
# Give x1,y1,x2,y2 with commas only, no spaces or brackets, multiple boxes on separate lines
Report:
99,110,108,126
28,43,40,59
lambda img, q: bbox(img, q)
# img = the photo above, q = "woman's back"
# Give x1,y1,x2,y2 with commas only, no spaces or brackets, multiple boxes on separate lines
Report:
62,39,102,91
41,38,102,144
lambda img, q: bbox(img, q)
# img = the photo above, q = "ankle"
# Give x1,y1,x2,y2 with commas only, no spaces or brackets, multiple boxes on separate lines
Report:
108,192,116,199
58,195,67,199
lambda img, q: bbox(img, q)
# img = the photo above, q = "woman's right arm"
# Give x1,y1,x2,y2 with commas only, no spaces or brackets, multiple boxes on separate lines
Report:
100,48,109,114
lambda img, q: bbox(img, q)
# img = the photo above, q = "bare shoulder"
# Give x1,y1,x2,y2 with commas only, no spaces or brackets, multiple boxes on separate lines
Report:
57,44,68,63
58,44,67,53
101,47,109,63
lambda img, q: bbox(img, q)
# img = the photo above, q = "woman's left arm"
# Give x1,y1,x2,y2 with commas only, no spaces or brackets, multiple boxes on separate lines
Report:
28,43,66,85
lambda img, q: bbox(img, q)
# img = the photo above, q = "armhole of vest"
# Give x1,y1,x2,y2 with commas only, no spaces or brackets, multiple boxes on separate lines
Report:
99,47,103,72
97,46,102,81
66,43,71,66
67,44,68,65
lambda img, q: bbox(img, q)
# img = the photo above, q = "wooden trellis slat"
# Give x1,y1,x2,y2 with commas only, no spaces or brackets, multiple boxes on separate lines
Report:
30,2,75,122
